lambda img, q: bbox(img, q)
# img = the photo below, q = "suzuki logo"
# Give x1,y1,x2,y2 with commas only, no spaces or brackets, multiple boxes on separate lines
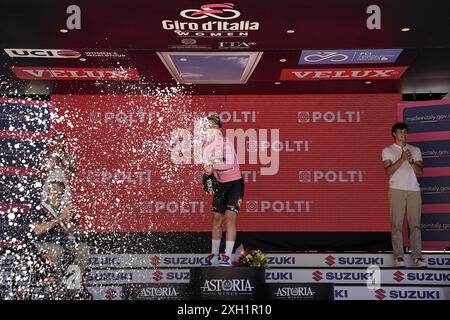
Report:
105,288,117,300
153,270,164,282
375,288,386,300
325,255,336,266
150,256,161,267
180,3,241,20
312,270,323,282
393,271,404,283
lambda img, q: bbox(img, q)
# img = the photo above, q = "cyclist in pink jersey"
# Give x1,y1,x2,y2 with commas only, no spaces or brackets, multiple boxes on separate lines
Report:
202,114,244,266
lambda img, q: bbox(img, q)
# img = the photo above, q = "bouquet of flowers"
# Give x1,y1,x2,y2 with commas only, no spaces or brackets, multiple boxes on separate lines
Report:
233,244,268,269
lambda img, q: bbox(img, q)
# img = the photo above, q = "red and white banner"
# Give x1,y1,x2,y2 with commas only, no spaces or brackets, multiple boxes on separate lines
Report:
10,67,140,80
52,94,399,232
280,67,408,81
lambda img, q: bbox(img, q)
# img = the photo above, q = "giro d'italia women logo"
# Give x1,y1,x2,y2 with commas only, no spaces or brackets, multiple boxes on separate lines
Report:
180,3,241,20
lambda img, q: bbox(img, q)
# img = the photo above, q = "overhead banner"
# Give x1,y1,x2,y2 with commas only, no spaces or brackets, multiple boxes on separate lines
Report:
280,67,408,81
298,49,403,65
10,67,141,81
398,99,450,250
51,94,399,232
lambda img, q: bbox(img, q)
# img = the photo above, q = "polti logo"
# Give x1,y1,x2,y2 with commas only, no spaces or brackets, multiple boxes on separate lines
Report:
312,270,323,282
89,111,153,125
245,200,311,213
299,171,364,183
86,170,151,185
180,3,241,20
298,171,312,183
105,288,118,300
141,200,206,214
153,270,164,282
393,271,404,283
280,67,408,81
208,111,257,123
245,200,258,212
325,255,336,266
297,112,310,123
150,256,161,267
4,49,81,59
297,111,362,123
246,140,310,153
10,67,141,80
375,288,386,300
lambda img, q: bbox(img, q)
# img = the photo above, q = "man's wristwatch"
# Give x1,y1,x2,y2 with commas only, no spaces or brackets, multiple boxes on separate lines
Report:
409,160,414,165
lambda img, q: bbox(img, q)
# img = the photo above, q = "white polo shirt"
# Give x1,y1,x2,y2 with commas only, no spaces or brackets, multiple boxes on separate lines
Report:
382,143,422,191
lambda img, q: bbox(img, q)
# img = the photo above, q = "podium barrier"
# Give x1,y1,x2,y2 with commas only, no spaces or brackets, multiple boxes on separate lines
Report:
189,267,265,300
263,283,334,300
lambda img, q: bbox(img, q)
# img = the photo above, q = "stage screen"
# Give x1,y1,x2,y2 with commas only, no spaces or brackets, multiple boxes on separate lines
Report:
51,94,399,233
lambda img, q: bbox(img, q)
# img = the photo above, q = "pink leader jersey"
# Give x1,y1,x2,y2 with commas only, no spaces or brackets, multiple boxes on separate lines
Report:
203,136,242,183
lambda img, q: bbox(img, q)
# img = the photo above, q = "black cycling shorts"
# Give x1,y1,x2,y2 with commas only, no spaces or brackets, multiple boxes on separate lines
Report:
212,178,244,214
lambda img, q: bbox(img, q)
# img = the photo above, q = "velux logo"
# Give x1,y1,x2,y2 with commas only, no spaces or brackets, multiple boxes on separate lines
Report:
280,67,408,80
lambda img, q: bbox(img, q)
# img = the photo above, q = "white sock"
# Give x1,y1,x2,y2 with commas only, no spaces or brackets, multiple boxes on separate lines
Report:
212,240,221,255
225,241,235,258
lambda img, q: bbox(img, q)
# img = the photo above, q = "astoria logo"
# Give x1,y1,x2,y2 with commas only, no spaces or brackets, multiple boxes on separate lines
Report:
275,287,315,298
139,287,178,298
201,279,254,293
